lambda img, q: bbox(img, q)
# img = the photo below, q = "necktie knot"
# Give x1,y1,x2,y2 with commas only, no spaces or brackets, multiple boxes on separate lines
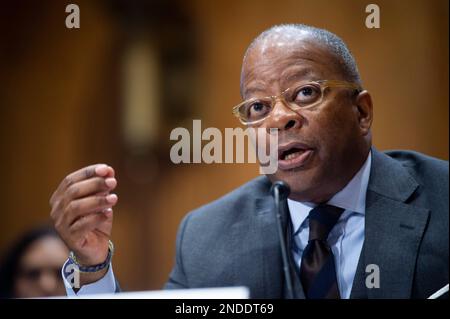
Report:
308,205,344,241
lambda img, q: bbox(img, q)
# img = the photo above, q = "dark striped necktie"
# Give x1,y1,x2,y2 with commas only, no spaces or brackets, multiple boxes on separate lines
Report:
300,204,344,299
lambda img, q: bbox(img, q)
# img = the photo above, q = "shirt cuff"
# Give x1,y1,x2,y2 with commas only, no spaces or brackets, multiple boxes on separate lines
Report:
62,259,116,297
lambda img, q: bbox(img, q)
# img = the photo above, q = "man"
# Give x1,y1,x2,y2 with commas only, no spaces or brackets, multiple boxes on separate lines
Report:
50,24,448,299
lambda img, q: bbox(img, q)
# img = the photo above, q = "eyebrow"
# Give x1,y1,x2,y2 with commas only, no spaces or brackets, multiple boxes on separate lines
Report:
242,84,267,97
280,68,317,86
242,68,318,98
241,75,273,97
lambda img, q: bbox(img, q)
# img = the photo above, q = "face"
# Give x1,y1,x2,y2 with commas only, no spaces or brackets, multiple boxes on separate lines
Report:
14,236,68,298
241,35,372,203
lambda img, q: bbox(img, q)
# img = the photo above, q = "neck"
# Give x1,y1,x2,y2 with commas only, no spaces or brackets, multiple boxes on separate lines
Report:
290,145,371,204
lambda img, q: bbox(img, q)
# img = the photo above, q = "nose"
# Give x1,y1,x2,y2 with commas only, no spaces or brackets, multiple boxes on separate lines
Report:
264,99,302,132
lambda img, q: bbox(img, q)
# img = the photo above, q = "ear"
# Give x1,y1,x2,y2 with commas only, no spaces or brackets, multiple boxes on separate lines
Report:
354,90,373,136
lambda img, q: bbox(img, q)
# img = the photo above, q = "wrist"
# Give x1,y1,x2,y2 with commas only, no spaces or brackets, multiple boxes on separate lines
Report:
75,250,109,266
69,240,114,273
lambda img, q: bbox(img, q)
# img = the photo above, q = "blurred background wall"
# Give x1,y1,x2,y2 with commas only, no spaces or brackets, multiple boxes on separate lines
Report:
0,0,448,291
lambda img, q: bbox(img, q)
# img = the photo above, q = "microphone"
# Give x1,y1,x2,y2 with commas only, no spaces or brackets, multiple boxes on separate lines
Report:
270,181,295,299
271,181,290,200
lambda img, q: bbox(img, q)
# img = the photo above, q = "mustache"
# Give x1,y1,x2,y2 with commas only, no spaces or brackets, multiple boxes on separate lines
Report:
267,130,316,148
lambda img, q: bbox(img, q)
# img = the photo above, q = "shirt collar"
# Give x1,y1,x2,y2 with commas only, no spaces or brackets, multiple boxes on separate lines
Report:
287,151,372,235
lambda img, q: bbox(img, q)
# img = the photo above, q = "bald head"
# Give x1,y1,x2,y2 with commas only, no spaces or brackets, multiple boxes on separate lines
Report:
241,24,361,95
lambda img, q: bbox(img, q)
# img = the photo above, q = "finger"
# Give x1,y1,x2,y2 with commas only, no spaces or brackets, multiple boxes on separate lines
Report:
50,164,115,205
102,208,113,218
66,177,117,200
51,188,113,226
103,166,115,178
51,165,99,204
58,164,114,193
66,193,118,226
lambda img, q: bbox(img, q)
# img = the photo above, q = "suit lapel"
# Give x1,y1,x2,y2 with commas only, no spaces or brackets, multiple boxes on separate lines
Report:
351,149,430,298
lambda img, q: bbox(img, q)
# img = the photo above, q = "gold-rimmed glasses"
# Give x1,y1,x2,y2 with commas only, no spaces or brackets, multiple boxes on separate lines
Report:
232,80,362,125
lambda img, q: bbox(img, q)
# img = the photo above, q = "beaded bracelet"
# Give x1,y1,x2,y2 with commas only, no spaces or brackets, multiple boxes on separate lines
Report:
69,240,114,273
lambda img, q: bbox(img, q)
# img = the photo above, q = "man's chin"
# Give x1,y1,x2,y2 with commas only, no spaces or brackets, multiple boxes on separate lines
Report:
267,169,317,199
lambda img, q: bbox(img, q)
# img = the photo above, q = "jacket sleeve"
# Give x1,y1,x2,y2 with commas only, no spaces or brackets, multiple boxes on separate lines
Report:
164,212,192,289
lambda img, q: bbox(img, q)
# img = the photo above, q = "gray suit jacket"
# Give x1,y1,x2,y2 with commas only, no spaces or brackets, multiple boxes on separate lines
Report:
164,149,449,298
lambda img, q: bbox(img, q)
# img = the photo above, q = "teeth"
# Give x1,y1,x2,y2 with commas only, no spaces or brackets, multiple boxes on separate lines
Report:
284,150,303,160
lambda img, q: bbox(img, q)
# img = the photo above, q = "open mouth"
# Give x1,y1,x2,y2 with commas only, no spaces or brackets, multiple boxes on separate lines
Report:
279,147,307,161
278,143,314,170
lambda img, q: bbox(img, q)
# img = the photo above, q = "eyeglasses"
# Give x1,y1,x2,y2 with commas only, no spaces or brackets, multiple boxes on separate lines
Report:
232,80,362,125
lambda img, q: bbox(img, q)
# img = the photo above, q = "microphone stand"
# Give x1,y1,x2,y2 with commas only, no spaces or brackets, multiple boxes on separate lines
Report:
271,181,294,299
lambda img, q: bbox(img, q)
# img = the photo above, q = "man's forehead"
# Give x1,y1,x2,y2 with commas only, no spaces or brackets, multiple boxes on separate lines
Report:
241,39,337,96
244,35,334,69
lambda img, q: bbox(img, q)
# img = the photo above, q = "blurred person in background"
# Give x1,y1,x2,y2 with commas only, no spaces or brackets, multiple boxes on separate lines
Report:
0,225,68,298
